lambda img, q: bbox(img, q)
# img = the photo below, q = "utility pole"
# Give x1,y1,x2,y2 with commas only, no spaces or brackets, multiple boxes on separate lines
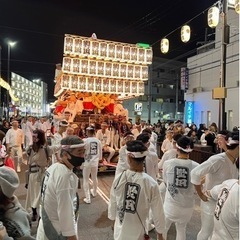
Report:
148,65,152,124
219,0,228,130
175,74,179,119
0,45,1,116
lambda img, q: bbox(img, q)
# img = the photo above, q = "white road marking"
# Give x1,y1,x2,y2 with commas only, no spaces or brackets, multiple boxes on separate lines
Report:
89,179,110,204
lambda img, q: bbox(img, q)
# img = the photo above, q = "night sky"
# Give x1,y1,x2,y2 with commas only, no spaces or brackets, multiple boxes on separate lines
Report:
0,0,216,100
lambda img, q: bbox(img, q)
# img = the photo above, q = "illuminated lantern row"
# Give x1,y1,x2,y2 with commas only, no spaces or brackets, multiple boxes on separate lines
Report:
54,74,145,97
62,57,149,80
64,35,153,65
160,2,240,54
161,25,191,54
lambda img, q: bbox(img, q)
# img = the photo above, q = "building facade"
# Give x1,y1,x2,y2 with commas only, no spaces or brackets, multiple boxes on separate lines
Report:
123,57,185,124
185,8,239,130
11,72,48,116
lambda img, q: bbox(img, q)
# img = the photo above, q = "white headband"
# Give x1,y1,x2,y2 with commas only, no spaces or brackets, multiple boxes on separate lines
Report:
61,143,85,150
176,143,193,153
126,150,148,158
124,135,134,140
227,137,239,146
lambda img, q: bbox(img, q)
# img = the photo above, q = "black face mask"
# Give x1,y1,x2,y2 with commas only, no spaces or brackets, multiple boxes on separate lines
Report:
68,152,85,167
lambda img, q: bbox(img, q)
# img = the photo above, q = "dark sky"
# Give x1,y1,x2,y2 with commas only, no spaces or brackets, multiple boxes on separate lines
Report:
0,0,216,100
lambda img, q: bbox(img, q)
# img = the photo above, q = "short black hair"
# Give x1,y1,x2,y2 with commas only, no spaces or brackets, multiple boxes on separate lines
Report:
142,128,152,135
123,131,134,138
136,133,150,144
173,133,183,142
175,120,183,124
126,140,147,162
177,136,193,153
126,140,147,152
226,131,239,150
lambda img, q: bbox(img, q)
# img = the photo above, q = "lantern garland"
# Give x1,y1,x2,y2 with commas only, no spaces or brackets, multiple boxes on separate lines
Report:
157,1,240,54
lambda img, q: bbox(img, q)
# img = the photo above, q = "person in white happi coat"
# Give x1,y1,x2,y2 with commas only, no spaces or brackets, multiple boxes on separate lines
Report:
131,123,142,140
36,136,85,240
115,131,135,178
136,133,159,180
208,179,239,240
158,134,183,171
161,130,174,154
136,133,159,232
140,128,157,154
145,126,158,150
96,122,115,163
34,117,48,133
51,120,68,163
163,136,199,240
158,134,183,202
25,116,35,149
108,140,165,240
82,126,102,204
191,131,239,240
25,129,59,222
5,120,24,172
21,117,28,149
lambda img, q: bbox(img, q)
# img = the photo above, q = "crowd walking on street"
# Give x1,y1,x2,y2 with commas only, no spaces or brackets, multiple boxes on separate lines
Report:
0,115,239,240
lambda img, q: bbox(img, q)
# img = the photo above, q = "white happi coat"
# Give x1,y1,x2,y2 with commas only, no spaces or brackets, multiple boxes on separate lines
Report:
108,169,165,240
210,179,239,240
163,158,199,222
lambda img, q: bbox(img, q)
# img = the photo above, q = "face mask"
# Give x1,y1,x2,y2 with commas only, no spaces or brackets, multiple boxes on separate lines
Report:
68,152,84,167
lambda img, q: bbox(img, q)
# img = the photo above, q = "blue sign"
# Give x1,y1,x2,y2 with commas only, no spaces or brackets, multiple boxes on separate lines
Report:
185,101,194,124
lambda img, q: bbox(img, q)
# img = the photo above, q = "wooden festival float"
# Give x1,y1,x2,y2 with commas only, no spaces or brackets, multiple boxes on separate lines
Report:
53,34,153,171
53,33,153,125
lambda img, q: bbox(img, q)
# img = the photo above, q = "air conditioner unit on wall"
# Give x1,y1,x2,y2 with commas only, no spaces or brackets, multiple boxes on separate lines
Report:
193,87,203,93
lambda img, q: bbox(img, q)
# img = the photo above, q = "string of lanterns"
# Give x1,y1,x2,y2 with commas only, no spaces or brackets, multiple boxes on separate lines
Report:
160,0,240,54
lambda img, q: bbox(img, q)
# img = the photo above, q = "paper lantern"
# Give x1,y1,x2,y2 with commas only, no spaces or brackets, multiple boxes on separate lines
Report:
181,25,191,43
235,0,240,14
74,38,82,55
160,38,169,54
64,37,73,53
208,6,220,28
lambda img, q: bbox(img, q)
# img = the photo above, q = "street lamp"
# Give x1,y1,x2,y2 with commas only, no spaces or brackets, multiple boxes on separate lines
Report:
7,41,17,120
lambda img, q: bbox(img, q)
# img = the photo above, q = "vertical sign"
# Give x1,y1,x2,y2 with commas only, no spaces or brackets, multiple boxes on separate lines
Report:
185,101,194,124
180,67,189,90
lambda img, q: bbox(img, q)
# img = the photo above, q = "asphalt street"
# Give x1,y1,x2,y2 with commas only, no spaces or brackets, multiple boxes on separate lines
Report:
15,162,201,240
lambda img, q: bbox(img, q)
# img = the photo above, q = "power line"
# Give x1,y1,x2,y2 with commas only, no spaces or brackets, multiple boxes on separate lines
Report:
150,2,218,47
1,58,56,66
0,25,63,38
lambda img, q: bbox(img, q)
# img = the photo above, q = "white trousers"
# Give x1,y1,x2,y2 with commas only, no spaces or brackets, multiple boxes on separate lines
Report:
25,132,33,149
11,146,23,170
197,199,215,240
82,164,98,201
104,146,115,162
164,204,193,240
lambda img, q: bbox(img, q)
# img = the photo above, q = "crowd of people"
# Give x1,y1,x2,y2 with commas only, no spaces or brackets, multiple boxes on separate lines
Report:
0,114,239,240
